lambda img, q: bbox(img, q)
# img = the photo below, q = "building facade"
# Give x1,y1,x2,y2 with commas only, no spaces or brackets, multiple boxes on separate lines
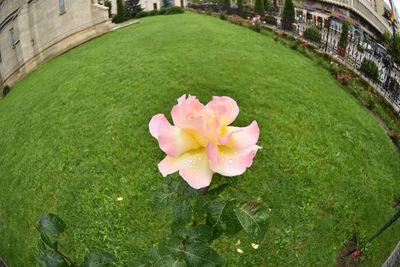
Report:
0,0,112,90
294,0,393,38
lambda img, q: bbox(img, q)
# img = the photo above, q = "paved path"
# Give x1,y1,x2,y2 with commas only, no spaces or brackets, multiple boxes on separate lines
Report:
111,20,140,32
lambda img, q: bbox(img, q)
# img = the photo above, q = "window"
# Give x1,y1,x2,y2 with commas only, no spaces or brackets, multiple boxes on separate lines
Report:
59,0,65,13
0,49,2,62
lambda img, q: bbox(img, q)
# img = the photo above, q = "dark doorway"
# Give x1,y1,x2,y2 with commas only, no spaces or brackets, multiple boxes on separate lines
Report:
180,0,184,7
153,3,157,9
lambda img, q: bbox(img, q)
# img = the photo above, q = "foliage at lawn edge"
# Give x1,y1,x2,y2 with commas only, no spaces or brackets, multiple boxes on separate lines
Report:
128,176,270,266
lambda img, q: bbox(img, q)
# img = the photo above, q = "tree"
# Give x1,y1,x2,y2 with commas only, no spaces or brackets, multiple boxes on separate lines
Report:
161,0,171,9
254,0,264,15
112,0,126,23
104,0,112,18
282,0,294,31
338,19,349,56
125,0,143,18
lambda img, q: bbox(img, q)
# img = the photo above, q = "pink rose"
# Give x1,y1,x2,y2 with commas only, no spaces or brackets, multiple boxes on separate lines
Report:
299,32,303,36
149,95,261,189
388,131,393,137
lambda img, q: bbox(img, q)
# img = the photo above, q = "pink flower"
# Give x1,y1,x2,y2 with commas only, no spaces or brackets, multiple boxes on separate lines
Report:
300,44,303,48
333,66,336,70
348,77,351,80
149,95,261,189
299,32,303,36
329,51,333,55
388,131,393,137
397,135,399,139
292,22,297,27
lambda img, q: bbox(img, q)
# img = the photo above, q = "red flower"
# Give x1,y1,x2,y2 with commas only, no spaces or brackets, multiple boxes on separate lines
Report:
348,77,351,80
397,135,399,139
360,88,363,91
352,250,361,258
388,132,393,137
333,66,336,70
300,44,303,48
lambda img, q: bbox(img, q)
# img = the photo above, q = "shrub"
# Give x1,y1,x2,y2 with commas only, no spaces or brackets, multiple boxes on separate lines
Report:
219,12,227,20
303,26,321,43
360,58,379,82
149,10,159,16
159,8,168,15
136,11,149,18
223,0,231,10
264,15,277,25
2,85,11,96
250,16,262,33
165,6,184,15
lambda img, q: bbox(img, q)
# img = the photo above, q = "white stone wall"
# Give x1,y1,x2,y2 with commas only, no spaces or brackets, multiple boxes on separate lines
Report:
0,0,112,88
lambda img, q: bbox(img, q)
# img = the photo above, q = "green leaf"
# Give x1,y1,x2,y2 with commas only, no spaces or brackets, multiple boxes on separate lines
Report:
39,214,66,238
151,184,178,211
41,232,58,250
84,252,115,267
193,196,213,221
158,236,185,258
234,201,270,242
188,224,213,243
38,249,69,267
172,199,192,225
207,183,229,198
154,255,187,267
125,256,149,267
182,241,223,267
207,199,242,237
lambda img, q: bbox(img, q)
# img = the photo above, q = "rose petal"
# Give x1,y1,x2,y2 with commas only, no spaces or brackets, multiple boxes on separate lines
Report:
206,96,239,127
206,140,218,163
158,149,213,189
171,94,205,127
149,114,200,157
225,121,260,149
209,145,261,176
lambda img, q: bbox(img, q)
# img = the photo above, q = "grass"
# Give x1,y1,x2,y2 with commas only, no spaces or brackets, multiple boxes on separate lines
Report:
1,12,400,266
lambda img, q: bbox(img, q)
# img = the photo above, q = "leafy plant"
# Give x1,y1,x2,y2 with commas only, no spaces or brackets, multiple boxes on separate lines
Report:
128,176,270,266
303,26,321,43
264,15,277,25
26,213,115,266
159,8,168,15
360,58,379,82
219,12,227,20
250,16,262,32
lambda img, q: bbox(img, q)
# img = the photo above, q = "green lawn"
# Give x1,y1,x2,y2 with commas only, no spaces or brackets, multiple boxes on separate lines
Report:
1,12,400,266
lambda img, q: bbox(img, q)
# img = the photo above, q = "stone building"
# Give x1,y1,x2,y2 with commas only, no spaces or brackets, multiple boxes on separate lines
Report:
294,0,393,38
0,0,112,90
